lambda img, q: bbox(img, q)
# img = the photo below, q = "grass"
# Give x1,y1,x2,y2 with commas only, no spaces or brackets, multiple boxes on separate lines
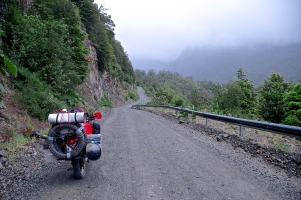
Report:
0,133,35,161
9,134,33,150
268,135,289,151
23,114,33,130
259,131,272,138
8,151,17,162
276,143,289,151
225,124,236,134
98,94,113,108
13,114,19,129
8,129,14,137
2,128,50,162
40,128,49,136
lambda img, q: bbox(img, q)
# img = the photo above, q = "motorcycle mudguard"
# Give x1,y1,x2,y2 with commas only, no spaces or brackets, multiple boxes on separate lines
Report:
43,143,58,162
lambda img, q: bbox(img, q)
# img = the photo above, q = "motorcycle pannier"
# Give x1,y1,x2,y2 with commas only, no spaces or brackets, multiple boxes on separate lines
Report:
86,143,101,160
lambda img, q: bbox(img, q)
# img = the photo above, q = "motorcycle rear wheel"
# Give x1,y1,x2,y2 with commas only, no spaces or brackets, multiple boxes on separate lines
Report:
72,158,86,179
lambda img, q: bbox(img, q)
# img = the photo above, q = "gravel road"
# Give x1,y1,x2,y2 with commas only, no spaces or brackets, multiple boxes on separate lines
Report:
3,87,301,200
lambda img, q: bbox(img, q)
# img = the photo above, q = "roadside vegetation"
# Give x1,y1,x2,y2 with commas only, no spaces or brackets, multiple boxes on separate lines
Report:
0,0,136,120
136,68,301,127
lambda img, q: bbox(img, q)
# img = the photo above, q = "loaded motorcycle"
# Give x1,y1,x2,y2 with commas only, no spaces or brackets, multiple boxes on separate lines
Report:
37,107,102,179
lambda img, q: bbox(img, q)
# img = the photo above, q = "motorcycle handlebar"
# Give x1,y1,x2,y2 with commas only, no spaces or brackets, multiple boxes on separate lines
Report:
87,115,95,121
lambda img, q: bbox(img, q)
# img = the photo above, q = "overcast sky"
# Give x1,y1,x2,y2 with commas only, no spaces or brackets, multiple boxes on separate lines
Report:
95,0,301,62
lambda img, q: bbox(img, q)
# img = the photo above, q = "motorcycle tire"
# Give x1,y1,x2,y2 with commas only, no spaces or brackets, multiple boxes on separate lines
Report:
72,158,86,179
47,123,86,159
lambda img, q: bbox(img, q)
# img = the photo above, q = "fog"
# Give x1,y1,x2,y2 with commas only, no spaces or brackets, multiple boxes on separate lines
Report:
96,0,301,69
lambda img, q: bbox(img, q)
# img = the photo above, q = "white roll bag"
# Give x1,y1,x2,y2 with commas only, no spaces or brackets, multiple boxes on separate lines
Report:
48,112,87,124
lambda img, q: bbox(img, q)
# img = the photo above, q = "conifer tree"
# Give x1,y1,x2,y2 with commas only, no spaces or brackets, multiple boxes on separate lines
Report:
282,83,301,126
235,68,257,115
258,73,293,123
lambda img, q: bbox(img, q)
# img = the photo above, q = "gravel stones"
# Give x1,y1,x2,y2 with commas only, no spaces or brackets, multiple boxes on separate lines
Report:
0,109,112,200
0,149,7,157
151,110,301,178
141,108,301,199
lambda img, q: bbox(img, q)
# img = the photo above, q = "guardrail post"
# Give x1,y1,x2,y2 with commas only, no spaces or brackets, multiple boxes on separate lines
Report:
206,118,209,126
240,126,244,136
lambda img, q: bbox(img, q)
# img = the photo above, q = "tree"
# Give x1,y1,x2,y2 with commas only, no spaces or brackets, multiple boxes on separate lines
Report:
212,81,241,115
99,4,115,37
150,88,184,106
258,73,293,123
71,0,135,84
0,29,17,108
32,0,88,79
190,84,201,107
72,1,112,72
9,15,82,94
282,83,301,126
235,68,257,115
96,21,113,72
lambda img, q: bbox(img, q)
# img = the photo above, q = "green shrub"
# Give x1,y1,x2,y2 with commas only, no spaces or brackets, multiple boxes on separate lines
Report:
98,94,113,108
63,89,85,107
171,96,184,107
127,90,139,101
17,79,65,120
212,81,241,115
0,29,17,108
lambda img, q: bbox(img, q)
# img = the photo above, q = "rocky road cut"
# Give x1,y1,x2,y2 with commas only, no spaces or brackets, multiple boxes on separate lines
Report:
12,87,300,200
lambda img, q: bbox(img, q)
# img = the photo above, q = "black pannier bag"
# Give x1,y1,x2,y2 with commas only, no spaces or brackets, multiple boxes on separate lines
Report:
92,122,101,134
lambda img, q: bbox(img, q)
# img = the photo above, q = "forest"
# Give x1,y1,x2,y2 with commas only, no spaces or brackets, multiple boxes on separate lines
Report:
0,0,136,120
136,68,301,127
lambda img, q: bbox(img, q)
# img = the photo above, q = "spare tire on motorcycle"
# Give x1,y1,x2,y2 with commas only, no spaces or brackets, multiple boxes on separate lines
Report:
47,123,86,159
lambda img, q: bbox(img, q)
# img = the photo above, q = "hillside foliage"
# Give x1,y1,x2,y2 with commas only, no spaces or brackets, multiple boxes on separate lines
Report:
282,83,301,126
0,0,135,119
71,0,135,83
136,68,301,126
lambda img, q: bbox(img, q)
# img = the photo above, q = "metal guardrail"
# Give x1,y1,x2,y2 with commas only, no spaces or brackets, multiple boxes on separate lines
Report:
132,104,301,138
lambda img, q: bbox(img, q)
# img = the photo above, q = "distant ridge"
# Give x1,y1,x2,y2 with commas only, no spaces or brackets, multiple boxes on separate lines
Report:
168,43,301,85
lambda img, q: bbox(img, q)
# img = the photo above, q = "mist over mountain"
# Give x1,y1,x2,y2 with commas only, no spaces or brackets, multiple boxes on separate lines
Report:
168,44,301,85
132,59,171,72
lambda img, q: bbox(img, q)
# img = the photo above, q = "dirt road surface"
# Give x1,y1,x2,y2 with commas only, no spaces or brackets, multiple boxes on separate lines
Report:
29,87,299,200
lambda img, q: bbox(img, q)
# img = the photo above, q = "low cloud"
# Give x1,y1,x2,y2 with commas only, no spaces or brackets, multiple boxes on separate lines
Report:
97,0,301,61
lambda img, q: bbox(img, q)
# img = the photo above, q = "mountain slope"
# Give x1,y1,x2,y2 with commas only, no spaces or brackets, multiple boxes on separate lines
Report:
169,44,301,84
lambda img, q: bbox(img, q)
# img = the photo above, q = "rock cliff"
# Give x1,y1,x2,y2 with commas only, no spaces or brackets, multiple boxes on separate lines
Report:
77,37,130,112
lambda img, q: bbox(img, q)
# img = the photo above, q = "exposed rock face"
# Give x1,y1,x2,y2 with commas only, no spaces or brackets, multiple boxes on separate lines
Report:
76,39,104,111
77,37,129,111
102,71,130,107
